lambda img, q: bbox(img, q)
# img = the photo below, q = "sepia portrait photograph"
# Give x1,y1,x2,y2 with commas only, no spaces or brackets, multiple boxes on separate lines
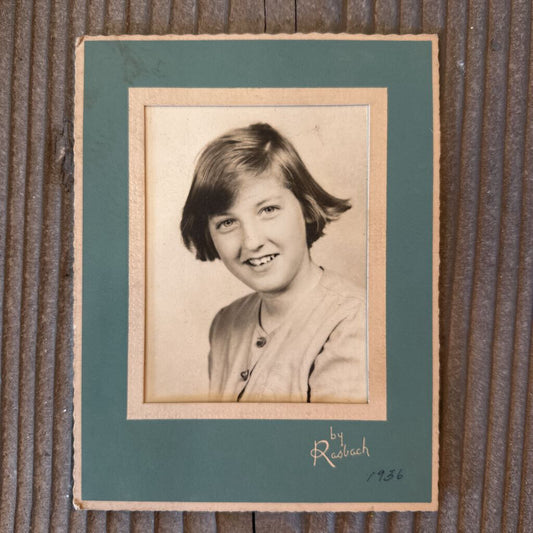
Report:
74,35,439,511
127,88,387,419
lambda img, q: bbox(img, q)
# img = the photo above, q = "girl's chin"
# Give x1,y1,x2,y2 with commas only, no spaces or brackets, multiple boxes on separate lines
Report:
241,276,288,296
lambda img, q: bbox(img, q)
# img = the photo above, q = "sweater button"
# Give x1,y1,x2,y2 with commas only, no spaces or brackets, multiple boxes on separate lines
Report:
256,336,267,348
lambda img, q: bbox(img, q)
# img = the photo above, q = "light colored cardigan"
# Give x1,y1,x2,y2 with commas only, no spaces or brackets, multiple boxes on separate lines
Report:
208,269,367,403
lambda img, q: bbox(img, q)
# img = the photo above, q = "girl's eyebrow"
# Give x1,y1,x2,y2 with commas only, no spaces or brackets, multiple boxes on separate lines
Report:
210,195,284,220
255,195,282,208
210,212,232,220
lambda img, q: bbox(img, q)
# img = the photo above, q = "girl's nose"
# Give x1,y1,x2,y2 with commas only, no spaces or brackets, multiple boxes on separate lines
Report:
241,222,265,251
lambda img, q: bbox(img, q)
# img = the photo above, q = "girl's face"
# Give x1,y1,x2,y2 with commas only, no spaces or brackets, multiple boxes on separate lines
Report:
208,174,311,297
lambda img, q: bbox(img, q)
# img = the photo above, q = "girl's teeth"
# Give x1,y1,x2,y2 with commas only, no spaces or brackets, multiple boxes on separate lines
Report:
249,254,275,266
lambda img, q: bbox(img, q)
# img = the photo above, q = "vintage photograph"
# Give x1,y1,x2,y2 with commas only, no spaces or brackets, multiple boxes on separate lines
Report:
127,87,387,420
75,35,437,512
148,109,368,404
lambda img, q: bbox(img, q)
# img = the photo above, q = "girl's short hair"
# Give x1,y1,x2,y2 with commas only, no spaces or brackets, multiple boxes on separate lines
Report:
181,123,351,261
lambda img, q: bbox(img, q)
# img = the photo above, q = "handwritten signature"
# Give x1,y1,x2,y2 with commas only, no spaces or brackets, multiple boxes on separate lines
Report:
310,426,370,468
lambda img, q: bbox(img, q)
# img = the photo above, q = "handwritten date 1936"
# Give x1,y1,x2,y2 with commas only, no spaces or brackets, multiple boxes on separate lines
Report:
367,469,404,482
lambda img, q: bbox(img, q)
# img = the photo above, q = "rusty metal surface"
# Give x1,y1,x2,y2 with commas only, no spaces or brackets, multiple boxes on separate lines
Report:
0,0,532,531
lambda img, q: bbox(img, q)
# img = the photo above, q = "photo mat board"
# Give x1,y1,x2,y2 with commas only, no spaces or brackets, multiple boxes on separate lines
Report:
74,34,439,511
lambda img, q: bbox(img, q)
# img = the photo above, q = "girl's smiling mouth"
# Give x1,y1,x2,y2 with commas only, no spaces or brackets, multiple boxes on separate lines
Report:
244,253,279,267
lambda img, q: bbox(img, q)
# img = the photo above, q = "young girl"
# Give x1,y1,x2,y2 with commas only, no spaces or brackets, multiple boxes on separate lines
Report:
181,123,367,403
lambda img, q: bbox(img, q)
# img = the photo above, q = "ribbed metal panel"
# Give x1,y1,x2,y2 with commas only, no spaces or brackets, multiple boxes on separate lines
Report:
0,0,531,531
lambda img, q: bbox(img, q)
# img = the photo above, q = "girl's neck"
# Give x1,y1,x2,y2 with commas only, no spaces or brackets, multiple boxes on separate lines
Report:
259,259,322,333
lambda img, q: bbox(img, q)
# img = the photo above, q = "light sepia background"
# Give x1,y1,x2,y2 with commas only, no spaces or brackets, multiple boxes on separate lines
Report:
145,106,368,402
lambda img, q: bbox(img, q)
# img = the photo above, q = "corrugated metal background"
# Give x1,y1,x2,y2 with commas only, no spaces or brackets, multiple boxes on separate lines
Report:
0,0,531,531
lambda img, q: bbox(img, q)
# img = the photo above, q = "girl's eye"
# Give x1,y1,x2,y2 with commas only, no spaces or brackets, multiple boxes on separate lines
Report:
216,218,236,231
261,205,279,216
